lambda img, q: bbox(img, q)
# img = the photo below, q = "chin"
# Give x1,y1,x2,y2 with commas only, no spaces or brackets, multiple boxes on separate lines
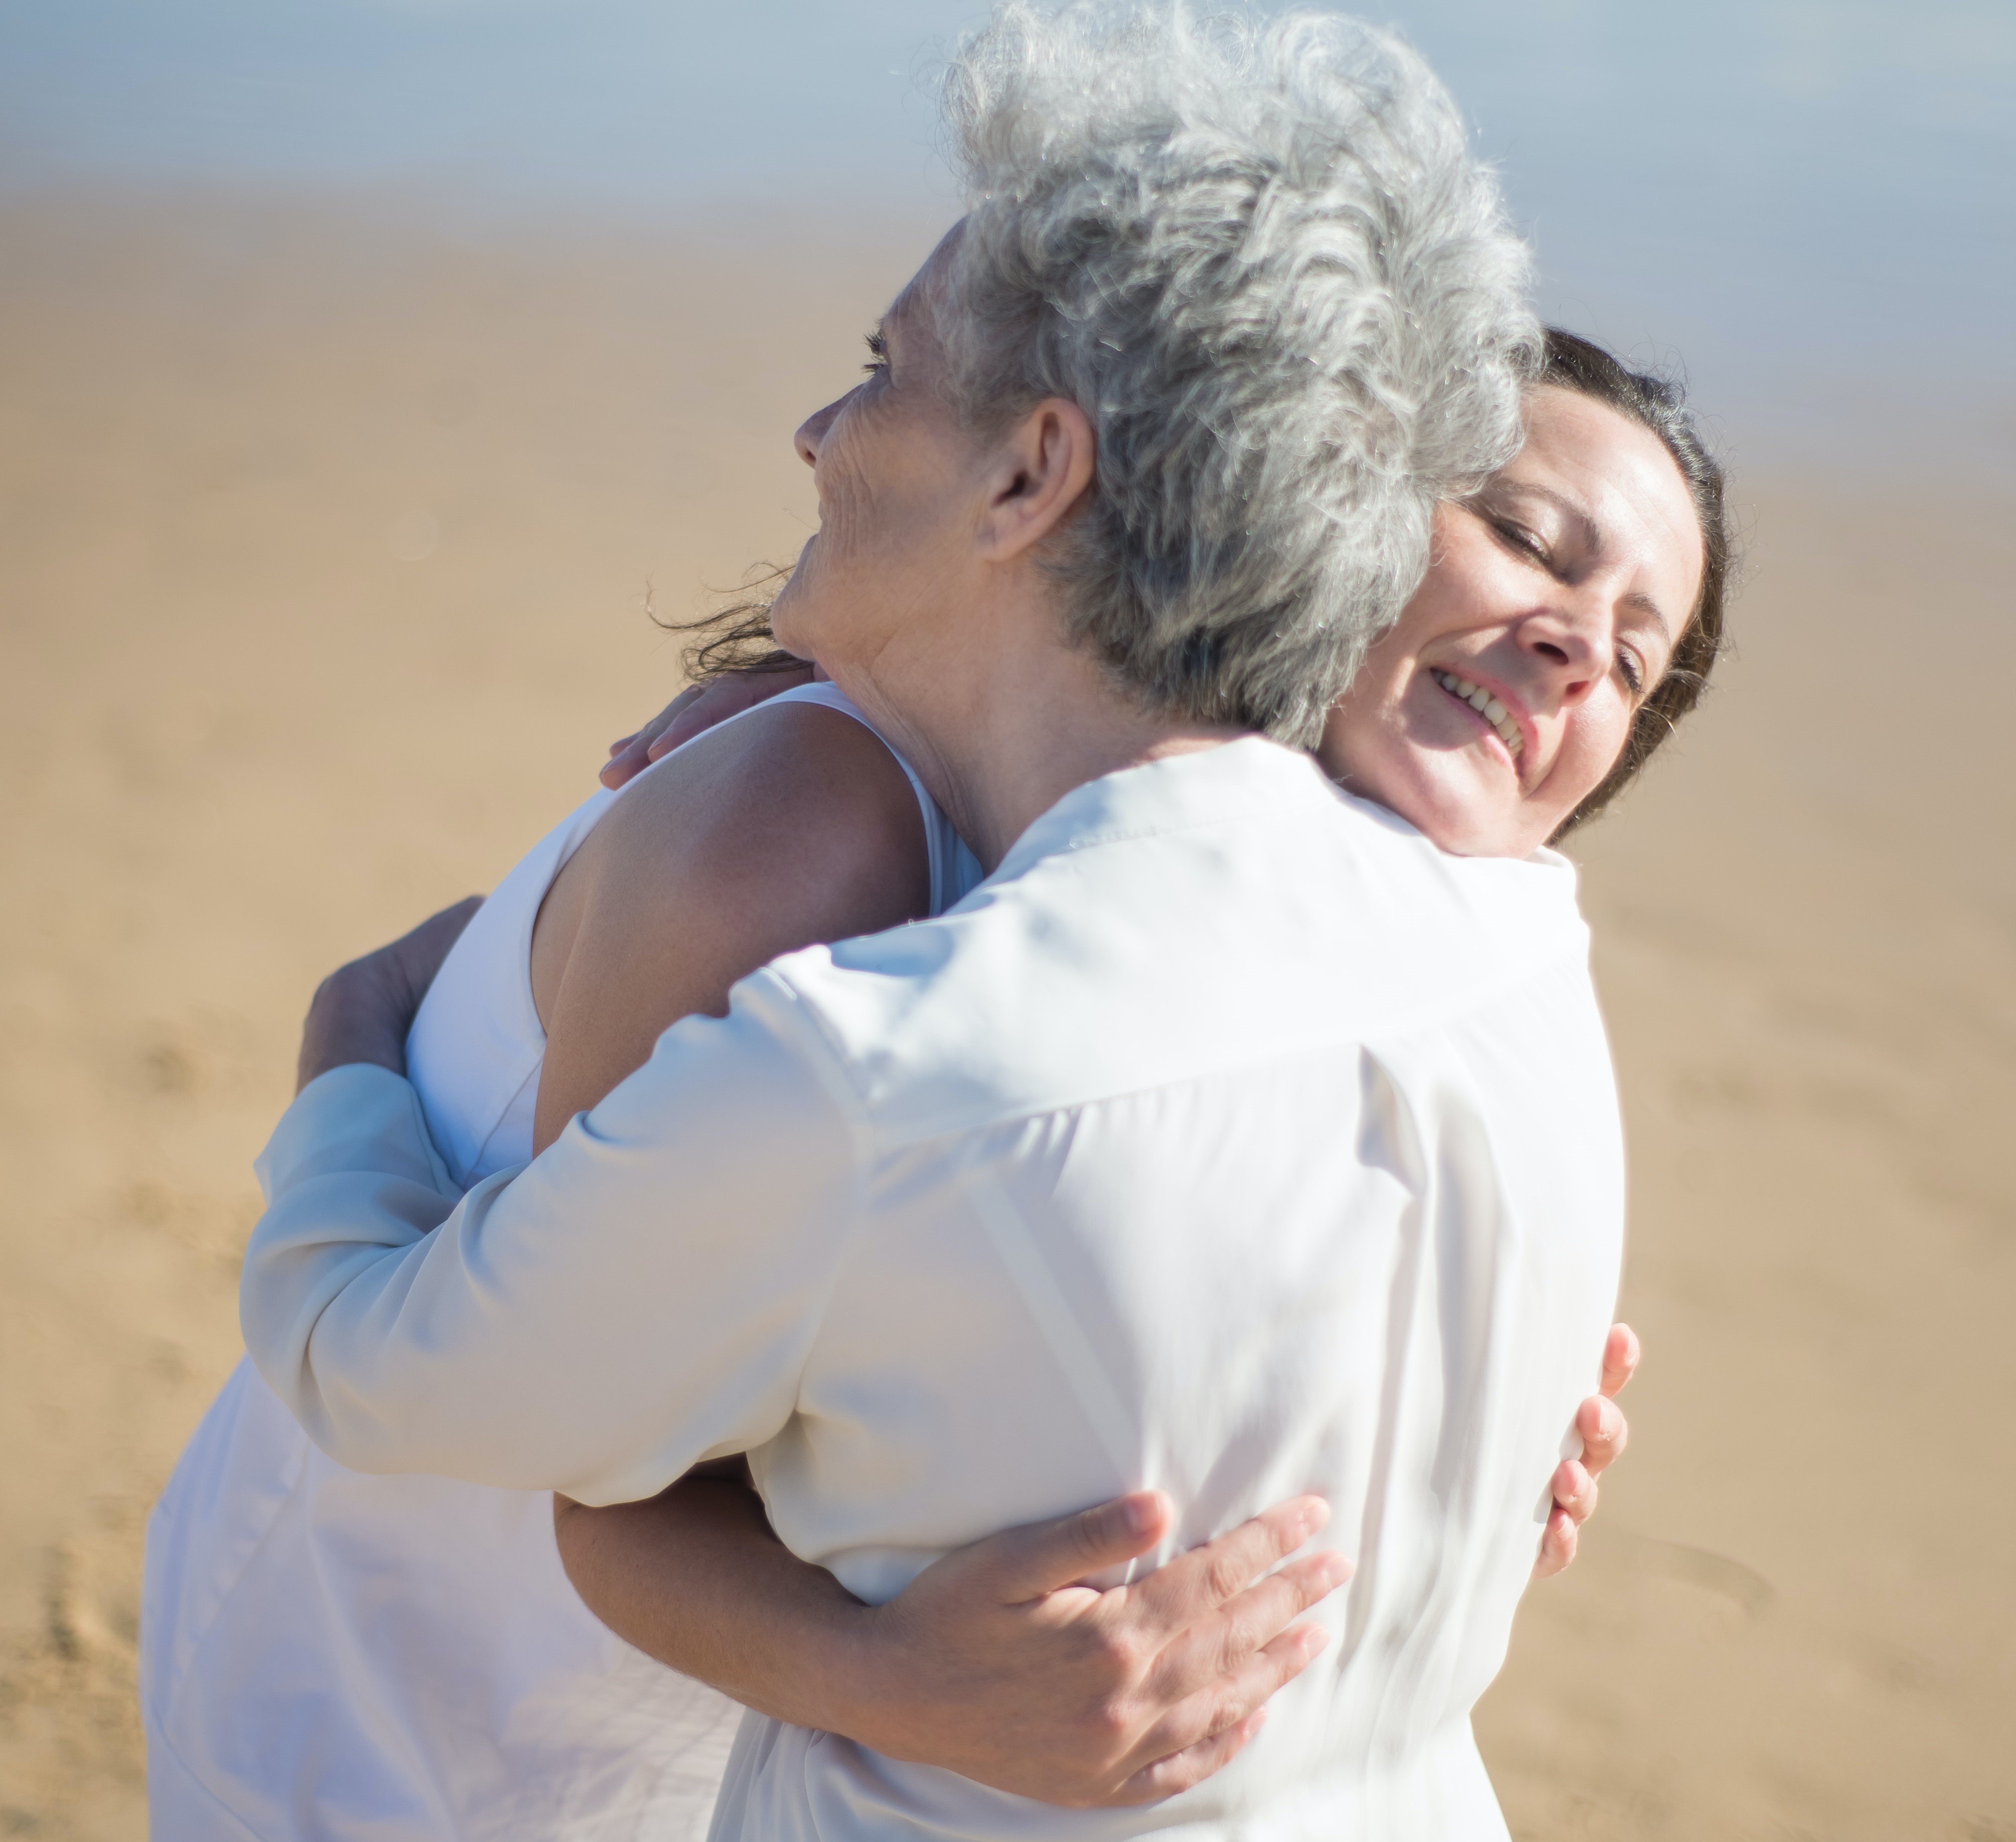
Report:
1384,776,1508,857
767,583,813,657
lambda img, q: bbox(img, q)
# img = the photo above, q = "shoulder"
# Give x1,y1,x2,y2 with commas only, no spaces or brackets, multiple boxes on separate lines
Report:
528,698,936,1145
755,767,1593,1144
584,698,930,922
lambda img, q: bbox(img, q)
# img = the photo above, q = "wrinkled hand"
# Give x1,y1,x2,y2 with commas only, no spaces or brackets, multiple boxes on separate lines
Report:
295,896,484,1091
852,1490,1350,1807
601,663,817,789
1534,1322,1639,1578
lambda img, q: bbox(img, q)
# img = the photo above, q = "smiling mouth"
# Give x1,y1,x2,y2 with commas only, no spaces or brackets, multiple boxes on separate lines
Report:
1432,669,1523,759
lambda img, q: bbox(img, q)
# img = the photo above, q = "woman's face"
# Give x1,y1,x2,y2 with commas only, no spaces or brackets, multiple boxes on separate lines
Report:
768,236,985,672
1322,386,1704,857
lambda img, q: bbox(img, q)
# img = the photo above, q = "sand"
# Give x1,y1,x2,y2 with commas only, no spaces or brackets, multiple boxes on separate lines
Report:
1,190,2009,1841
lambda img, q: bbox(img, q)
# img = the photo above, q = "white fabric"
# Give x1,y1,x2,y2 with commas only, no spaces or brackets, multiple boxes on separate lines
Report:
238,735,1624,1842
142,683,981,1841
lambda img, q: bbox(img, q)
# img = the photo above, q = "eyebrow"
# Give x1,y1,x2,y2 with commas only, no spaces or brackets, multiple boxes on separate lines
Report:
1620,589,1674,645
1492,481,1676,645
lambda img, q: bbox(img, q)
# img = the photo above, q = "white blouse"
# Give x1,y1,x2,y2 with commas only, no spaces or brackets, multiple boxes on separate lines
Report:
242,736,1626,1842
142,683,979,1840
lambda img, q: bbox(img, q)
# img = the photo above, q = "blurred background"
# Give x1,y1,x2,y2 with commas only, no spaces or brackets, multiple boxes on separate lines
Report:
2,3,2010,1836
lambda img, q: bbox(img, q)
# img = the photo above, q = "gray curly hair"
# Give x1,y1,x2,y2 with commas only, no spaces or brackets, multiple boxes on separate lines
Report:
934,1,1540,745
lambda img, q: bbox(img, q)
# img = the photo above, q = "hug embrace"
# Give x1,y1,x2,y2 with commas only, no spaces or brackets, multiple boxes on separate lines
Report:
143,3,1730,1838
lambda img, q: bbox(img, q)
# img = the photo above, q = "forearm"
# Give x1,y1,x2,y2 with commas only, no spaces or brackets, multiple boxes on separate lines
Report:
553,1474,889,1738
243,983,857,1496
557,1477,1357,1809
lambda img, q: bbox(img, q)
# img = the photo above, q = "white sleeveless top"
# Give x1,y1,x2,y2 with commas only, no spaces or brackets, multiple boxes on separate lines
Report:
142,683,982,1841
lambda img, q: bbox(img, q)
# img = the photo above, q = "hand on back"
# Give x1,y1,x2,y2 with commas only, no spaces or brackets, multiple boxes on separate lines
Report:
855,1491,1348,1804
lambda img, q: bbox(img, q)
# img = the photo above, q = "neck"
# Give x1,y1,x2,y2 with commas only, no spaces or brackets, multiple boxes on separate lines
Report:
836,605,1242,874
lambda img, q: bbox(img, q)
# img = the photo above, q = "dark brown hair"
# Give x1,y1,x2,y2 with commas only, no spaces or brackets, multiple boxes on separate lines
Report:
1537,328,1731,838
649,563,805,683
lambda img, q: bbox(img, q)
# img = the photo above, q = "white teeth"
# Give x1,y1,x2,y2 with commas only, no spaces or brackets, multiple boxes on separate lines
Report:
1433,669,1523,758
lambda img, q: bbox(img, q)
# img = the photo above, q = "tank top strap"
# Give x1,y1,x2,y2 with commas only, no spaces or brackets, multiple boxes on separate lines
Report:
724,681,984,915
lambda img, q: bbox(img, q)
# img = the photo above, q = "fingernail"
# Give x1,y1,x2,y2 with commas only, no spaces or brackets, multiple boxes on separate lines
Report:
1122,1493,1163,1537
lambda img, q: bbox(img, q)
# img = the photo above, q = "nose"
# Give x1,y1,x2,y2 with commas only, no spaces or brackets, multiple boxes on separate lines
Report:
1515,588,1610,702
794,394,848,470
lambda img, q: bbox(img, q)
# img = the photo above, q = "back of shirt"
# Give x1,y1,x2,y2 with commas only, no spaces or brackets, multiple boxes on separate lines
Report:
723,738,1624,1839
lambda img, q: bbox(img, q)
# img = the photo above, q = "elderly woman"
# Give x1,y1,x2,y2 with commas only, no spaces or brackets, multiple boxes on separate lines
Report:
153,5,1719,1839
556,321,1720,1805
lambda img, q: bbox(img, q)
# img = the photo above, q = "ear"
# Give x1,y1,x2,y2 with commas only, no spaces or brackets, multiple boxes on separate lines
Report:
974,397,1096,563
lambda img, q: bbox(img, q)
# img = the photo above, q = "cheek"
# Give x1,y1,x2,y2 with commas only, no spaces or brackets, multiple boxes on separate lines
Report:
1553,697,1635,809
812,422,874,538
818,415,945,565
1317,653,1407,789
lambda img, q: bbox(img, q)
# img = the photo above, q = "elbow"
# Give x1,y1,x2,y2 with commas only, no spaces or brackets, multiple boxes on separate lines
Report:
552,1493,587,1569
550,1493,619,1623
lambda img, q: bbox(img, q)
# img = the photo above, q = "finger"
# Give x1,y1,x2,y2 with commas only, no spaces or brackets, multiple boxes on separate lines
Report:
601,737,656,788
1141,1546,1350,1704
1123,1497,1330,1637
642,686,703,745
649,678,770,759
603,688,702,786
983,1491,1174,1601
1577,1393,1628,1476
648,708,721,759
1105,1707,1268,1805
650,664,816,759
1601,1323,1640,1398
1550,1457,1597,1526
604,712,684,786
1532,1504,1578,1580
1121,1618,1332,1796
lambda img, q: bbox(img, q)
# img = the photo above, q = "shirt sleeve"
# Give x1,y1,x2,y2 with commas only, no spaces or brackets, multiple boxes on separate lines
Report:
239,968,867,1505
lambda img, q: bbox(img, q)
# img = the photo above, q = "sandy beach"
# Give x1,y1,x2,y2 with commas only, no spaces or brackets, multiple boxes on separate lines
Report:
2,191,2010,1840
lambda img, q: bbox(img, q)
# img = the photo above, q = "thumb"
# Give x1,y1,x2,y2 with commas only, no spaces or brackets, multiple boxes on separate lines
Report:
983,1491,1173,1602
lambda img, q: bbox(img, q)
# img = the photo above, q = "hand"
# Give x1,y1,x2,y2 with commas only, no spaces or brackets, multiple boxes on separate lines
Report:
296,896,484,1091
1533,1321,1638,1579
849,1491,1350,1807
601,663,816,789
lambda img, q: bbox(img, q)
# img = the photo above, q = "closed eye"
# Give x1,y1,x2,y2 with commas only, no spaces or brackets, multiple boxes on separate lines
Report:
1491,516,1552,570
